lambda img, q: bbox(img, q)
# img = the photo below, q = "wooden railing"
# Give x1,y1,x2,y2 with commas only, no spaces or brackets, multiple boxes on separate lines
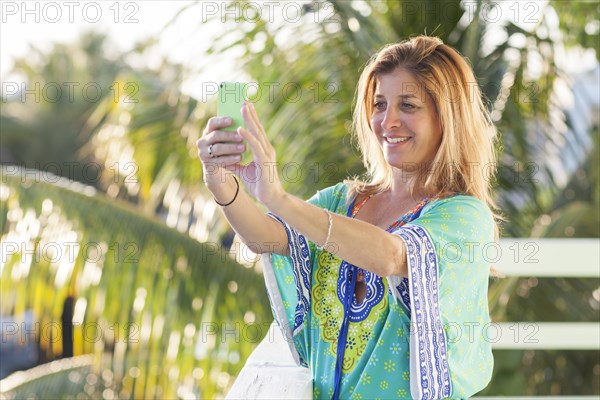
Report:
226,238,600,399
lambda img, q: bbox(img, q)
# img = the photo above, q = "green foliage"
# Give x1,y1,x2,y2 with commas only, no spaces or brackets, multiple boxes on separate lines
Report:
0,169,271,398
552,0,600,60
1,33,124,186
1,32,204,210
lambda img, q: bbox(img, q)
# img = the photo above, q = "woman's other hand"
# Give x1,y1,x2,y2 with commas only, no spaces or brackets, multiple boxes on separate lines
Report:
234,101,286,208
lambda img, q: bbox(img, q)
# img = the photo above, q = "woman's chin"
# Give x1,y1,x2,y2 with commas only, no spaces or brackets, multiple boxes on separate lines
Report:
384,154,412,168
384,156,426,176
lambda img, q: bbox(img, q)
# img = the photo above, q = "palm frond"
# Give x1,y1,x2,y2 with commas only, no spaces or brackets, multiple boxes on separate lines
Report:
1,167,271,398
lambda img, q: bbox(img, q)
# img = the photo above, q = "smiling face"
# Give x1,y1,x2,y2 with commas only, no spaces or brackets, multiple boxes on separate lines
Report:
370,68,442,171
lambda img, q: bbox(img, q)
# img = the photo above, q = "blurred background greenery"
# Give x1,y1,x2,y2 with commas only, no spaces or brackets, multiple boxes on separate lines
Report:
1,0,598,398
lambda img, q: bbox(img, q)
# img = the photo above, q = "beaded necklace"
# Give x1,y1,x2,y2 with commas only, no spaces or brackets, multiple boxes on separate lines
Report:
351,193,429,282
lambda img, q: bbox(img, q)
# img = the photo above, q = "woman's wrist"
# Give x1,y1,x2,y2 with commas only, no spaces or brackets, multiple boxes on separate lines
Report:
214,176,239,206
207,172,238,203
204,164,230,189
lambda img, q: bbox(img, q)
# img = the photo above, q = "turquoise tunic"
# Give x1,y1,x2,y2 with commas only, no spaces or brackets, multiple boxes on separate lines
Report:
264,182,494,399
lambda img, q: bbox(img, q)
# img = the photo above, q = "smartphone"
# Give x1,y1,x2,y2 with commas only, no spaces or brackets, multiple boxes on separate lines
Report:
218,82,246,132
218,82,252,164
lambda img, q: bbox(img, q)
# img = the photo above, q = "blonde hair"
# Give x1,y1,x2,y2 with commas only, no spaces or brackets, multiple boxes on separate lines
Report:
346,35,500,231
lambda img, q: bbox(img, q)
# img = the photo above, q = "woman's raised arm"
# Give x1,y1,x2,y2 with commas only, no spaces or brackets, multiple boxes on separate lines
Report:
197,116,289,256
234,102,408,277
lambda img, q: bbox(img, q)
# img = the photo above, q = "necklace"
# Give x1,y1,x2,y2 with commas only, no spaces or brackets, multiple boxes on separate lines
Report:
350,193,429,282
351,194,373,217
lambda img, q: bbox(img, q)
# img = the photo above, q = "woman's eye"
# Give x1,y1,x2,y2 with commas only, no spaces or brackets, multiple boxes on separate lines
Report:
374,102,386,111
401,103,415,110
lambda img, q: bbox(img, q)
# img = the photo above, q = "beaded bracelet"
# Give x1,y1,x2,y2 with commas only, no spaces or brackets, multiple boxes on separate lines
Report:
214,175,240,207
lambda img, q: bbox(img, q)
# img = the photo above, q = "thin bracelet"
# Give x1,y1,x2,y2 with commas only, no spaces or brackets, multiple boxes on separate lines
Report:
318,209,333,251
214,175,239,207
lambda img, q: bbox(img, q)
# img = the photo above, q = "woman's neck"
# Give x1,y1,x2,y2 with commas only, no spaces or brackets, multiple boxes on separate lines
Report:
389,169,427,202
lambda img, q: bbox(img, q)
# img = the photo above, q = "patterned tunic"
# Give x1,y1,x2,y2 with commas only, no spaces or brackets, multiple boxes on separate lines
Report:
264,182,494,399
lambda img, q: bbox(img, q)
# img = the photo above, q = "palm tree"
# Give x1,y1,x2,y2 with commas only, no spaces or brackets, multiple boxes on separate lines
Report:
1,31,230,242
1,33,126,186
0,33,271,398
0,168,272,398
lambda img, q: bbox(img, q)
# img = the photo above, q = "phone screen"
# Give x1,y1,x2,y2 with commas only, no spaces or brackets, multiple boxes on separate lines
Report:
217,82,246,132
217,82,252,164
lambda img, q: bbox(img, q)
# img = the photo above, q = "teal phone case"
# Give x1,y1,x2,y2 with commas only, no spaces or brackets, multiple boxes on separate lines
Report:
218,82,246,132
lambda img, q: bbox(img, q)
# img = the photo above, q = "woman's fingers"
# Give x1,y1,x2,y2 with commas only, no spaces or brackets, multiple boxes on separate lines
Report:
198,103,272,167
241,102,267,145
204,130,244,144
207,142,246,158
196,141,242,163
207,155,242,167
196,128,244,160
236,126,264,159
240,102,257,136
204,116,234,134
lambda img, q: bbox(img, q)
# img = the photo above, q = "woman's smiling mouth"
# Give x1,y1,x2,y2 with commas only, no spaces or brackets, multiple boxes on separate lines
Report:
385,136,412,144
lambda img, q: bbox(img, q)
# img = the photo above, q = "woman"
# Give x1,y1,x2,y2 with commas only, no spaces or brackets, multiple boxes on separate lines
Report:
197,35,498,399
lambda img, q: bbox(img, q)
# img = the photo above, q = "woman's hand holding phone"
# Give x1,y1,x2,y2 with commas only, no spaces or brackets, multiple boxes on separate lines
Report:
196,116,246,187
196,104,285,208
197,81,286,206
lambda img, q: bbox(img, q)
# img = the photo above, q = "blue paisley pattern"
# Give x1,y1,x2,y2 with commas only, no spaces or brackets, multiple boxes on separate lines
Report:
268,213,312,335
394,223,452,399
337,261,385,322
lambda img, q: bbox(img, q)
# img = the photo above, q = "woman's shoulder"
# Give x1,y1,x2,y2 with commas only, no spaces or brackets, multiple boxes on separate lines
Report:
320,182,348,197
307,182,349,209
422,194,493,219
312,182,347,200
413,194,495,240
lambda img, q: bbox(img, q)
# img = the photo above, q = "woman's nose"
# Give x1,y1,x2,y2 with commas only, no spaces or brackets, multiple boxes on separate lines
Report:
381,109,402,131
